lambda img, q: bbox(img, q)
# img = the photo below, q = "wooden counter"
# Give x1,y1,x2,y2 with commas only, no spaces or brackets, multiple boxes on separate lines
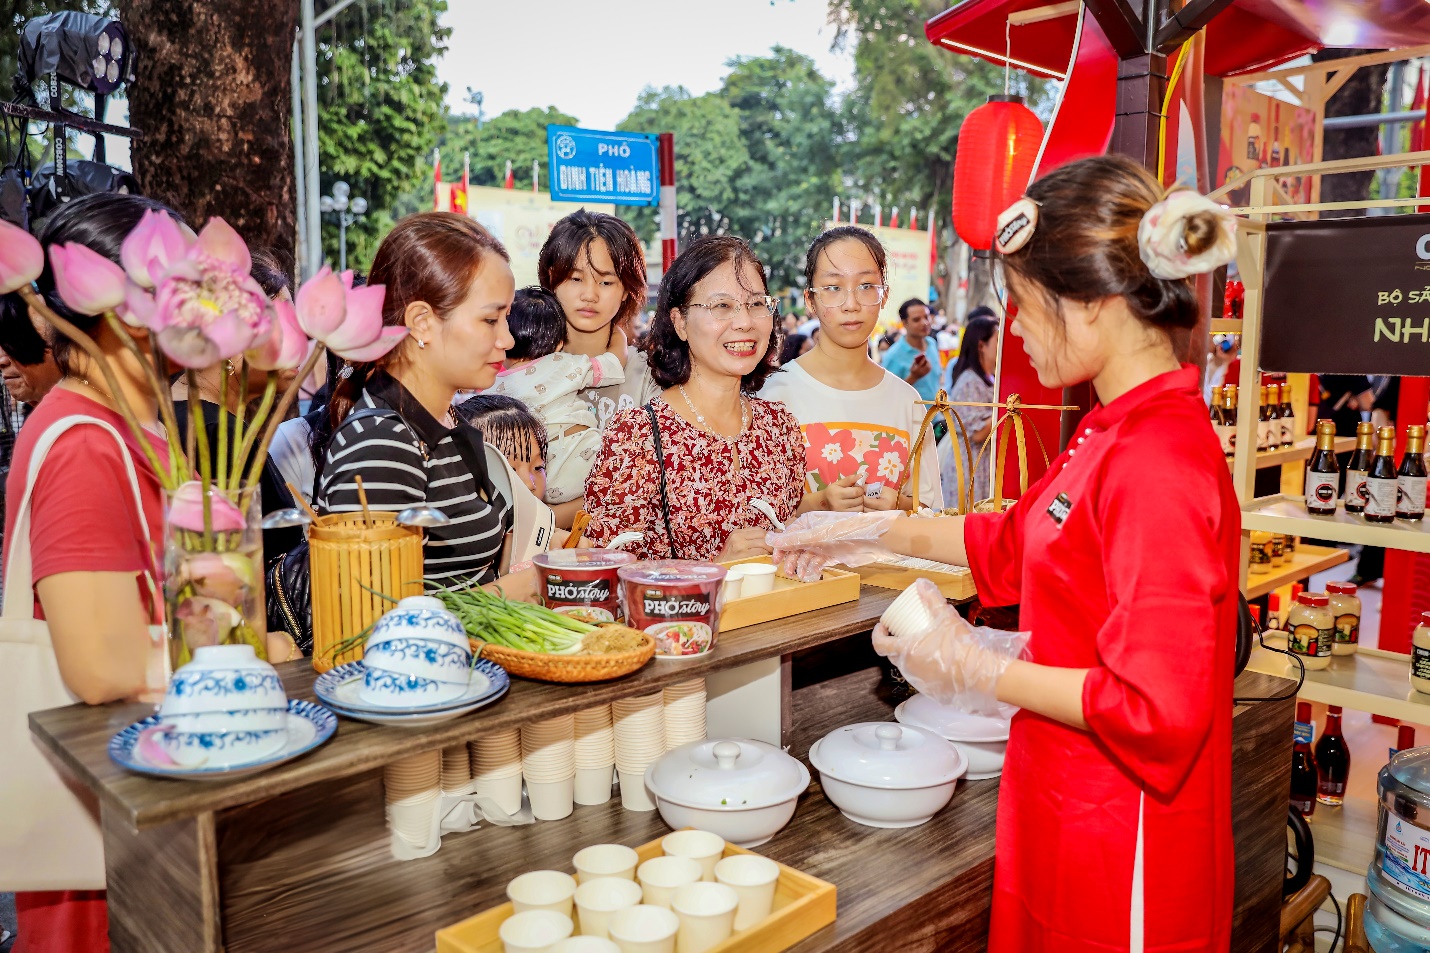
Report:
29,590,1296,953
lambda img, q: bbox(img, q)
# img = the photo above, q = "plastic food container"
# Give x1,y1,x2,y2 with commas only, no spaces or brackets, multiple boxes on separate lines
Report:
532,550,636,623
809,722,965,828
894,695,1016,779
644,739,810,847
619,561,727,659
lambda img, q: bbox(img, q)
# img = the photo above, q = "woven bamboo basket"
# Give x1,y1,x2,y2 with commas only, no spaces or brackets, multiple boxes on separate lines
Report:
474,627,656,683
309,512,424,673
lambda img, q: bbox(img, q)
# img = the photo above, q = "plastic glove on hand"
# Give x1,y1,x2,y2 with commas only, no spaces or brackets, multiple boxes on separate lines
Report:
766,510,900,582
871,579,1028,714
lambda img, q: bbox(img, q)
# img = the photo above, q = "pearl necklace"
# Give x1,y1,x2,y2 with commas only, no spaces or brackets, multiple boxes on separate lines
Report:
678,384,750,476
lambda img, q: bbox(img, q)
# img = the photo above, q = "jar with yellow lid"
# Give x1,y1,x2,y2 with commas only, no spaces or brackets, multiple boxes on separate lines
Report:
1325,581,1361,657
1249,531,1273,574
1287,592,1334,671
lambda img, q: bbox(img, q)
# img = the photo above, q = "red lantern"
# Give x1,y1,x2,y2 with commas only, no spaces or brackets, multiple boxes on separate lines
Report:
952,95,1045,251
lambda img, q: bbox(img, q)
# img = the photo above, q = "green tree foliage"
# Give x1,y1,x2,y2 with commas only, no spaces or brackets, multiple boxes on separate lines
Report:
317,0,451,272
618,85,750,245
441,106,578,191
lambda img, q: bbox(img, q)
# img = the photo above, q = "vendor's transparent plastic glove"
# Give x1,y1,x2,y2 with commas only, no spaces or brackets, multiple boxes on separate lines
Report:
767,510,901,582
871,579,1029,715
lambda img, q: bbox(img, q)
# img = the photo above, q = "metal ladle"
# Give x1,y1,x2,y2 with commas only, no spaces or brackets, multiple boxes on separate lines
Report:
261,508,313,530
396,505,451,528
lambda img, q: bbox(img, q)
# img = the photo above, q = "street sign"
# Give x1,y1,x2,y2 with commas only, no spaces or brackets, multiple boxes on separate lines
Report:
547,125,659,206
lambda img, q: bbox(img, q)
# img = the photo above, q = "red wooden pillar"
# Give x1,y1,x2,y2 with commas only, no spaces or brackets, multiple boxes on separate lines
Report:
1379,377,1430,654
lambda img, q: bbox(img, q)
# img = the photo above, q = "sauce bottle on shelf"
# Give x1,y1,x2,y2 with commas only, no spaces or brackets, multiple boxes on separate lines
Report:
1344,421,1375,514
1304,420,1340,515
1257,385,1273,453
1291,701,1318,817
1271,534,1285,567
1397,424,1428,522
1366,425,1400,524
1392,725,1416,760
1268,592,1283,627
1211,386,1234,459
1248,531,1273,574
1325,581,1361,656
1315,704,1350,806
1287,592,1334,671
1412,611,1430,696
1279,382,1297,448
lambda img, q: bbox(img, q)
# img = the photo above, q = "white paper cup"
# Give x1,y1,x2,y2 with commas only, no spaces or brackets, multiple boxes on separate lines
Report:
720,575,743,603
501,910,574,953
528,778,576,821
575,765,616,806
737,563,776,596
638,856,703,910
477,774,524,815
608,905,679,953
551,937,621,953
574,844,640,884
508,870,578,917
618,768,657,812
881,583,935,639
671,882,738,953
714,855,779,931
660,830,725,882
574,876,644,938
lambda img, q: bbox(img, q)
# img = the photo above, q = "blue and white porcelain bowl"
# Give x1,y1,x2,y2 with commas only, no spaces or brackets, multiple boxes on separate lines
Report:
359,665,468,708
155,723,288,769
161,644,286,717
163,707,290,734
363,636,472,684
365,596,469,653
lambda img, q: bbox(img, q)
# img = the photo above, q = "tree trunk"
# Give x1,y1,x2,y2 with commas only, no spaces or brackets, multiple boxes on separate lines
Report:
1313,49,1388,218
118,0,299,268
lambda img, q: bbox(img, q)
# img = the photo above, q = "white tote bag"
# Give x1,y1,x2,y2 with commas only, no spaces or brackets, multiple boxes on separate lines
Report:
0,414,165,890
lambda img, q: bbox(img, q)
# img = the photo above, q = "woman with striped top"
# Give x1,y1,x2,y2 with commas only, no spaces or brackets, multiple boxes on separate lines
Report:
317,213,528,592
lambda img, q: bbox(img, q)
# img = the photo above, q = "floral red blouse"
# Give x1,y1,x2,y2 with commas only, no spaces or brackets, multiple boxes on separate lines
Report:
584,397,806,561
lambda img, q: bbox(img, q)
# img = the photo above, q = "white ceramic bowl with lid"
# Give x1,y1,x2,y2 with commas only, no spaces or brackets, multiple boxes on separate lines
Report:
365,595,469,652
161,644,286,717
809,722,965,828
894,695,1015,780
644,739,810,847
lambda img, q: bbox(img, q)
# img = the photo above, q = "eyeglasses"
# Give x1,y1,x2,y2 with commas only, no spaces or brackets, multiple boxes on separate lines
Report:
808,282,887,309
685,294,779,319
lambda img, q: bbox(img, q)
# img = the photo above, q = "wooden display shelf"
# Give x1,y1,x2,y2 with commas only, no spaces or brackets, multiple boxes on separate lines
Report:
1236,436,1355,471
1244,645,1430,723
1211,319,1242,334
1242,544,1350,599
1306,794,1379,875
1242,494,1430,555
847,561,976,602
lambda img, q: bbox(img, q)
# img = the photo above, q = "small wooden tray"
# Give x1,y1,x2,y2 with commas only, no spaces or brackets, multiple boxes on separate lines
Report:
435,834,837,953
850,560,977,602
718,556,860,632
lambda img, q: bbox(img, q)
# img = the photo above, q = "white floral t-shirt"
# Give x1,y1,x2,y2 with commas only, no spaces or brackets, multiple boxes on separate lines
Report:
759,361,944,509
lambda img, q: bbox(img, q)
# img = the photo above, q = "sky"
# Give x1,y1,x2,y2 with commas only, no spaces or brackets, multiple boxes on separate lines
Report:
435,0,856,130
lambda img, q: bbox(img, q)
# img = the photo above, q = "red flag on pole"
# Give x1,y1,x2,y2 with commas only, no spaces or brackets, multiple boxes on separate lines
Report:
889,206,899,229
433,148,441,211
910,207,918,231
929,206,938,273
504,160,514,190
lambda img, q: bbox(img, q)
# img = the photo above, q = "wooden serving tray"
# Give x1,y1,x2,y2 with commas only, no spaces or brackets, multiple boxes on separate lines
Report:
435,834,837,953
717,556,860,632
849,560,977,602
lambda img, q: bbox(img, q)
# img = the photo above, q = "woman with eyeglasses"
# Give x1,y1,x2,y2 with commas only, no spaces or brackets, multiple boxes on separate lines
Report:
582,236,804,561
761,227,944,514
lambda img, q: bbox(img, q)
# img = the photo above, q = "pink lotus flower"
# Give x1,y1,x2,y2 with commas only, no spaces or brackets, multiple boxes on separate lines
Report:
49,242,128,315
168,480,246,533
246,298,307,370
140,218,271,368
294,266,406,362
0,218,43,295
120,209,195,290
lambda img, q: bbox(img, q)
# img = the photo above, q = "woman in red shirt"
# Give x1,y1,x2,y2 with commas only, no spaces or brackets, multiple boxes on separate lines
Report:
850,156,1241,951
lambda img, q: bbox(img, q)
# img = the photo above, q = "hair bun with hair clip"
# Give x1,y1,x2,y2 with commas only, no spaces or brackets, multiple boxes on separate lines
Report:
994,198,1041,255
1138,190,1237,280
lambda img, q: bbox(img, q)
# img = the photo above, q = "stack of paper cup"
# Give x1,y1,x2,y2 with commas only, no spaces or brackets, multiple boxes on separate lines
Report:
441,744,471,793
384,751,440,849
662,679,707,751
471,728,523,815
612,692,665,811
523,714,576,821
574,705,617,806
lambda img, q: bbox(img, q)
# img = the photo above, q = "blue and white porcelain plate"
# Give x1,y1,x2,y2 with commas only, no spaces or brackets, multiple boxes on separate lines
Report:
108,699,337,781
314,658,508,723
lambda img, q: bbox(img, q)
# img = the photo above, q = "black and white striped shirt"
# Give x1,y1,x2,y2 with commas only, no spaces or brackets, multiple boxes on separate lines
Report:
317,372,512,585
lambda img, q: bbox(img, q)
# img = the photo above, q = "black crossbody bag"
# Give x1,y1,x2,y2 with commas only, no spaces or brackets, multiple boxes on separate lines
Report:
644,402,683,559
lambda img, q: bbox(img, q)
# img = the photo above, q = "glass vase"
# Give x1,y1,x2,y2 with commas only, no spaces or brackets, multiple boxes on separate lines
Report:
164,485,268,671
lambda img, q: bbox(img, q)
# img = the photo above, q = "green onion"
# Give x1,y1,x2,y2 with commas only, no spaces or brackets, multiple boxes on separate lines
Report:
428,583,597,655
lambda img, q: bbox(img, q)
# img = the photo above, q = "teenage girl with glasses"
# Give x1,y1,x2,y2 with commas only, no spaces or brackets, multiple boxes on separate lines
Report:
761,226,944,515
